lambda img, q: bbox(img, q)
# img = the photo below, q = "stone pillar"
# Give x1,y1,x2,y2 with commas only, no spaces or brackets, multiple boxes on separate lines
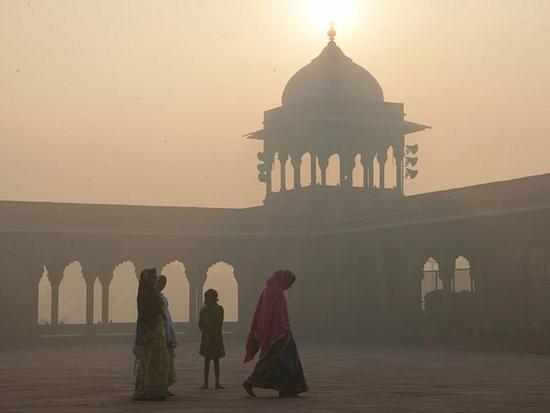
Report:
46,262,67,326
361,153,370,189
188,279,198,325
99,276,111,324
367,155,374,188
395,146,404,192
278,153,289,192
318,154,329,186
339,153,346,186
85,276,95,326
310,154,317,186
50,276,61,325
438,255,455,294
186,263,208,338
340,153,353,187
378,150,388,189
437,254,456,334
291,154,301,190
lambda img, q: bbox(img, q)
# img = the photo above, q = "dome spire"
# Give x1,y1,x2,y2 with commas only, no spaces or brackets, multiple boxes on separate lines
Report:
327,21,336,42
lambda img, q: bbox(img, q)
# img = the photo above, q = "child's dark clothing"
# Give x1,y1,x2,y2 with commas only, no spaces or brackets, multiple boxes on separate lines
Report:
199,303,225,359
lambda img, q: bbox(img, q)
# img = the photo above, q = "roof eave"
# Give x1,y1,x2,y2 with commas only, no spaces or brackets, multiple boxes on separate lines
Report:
403,121,431,135
243,129,265,140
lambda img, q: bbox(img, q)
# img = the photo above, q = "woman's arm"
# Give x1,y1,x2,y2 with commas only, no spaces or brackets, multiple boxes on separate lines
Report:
198,308,205,333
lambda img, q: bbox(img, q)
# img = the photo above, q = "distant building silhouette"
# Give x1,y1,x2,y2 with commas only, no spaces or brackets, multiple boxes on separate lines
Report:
1,30,550,348
247,30,428,204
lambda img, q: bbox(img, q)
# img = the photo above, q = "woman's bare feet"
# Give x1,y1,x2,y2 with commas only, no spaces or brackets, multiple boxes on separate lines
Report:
167,390,176,397
242,381,256,397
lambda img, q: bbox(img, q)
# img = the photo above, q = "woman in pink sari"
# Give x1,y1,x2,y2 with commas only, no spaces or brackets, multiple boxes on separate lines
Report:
242,270,308,397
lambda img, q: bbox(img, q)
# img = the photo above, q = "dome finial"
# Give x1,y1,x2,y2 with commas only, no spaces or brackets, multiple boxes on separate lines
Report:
327,21,336,42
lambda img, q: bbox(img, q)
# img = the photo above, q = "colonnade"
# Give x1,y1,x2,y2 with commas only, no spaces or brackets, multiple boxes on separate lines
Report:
29,242,545,341
263,146,404,195
40,259,243,329
1,215,547,347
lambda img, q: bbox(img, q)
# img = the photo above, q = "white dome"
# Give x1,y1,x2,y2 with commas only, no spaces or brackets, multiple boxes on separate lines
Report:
282,40,384,105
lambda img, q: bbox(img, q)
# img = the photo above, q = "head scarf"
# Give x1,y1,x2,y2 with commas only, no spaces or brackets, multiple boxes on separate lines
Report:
135,268,162,345
244,270,295,363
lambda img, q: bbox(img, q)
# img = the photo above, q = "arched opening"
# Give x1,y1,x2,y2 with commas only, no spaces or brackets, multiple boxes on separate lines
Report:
316,155,322,185
58,261,86,324
271,152,281,192
385,146,397,189
372,154,380,188
300,152,312,187
109,261,138,323
352,154,363,188
326,153,340,186
160,261,190,322
285,156,294,190
202,262,238,322
421,258,442,310
454,256,473,292
93,278,102,324
37,268,51,325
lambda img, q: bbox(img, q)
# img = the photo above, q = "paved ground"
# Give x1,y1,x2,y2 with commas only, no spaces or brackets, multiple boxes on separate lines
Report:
1,339,550,413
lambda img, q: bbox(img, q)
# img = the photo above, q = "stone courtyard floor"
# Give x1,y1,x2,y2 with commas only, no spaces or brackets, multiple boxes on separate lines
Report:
1,340,550,412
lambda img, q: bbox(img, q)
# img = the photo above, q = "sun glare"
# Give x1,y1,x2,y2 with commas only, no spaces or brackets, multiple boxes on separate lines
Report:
303,0,361,36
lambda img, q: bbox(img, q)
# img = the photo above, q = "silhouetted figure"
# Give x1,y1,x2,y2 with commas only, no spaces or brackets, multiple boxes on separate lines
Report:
242,270,308,398
132,268,172,401
198,289,225,389
157,275,177,396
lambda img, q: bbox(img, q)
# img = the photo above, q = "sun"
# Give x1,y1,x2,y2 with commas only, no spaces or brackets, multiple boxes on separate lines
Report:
311,0,350,25
303,0,361,36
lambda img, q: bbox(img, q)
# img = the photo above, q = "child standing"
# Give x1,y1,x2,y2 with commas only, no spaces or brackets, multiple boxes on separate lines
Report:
198,289,225,389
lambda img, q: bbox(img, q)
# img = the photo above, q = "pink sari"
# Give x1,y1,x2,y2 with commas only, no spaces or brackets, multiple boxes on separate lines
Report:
244,270,295,363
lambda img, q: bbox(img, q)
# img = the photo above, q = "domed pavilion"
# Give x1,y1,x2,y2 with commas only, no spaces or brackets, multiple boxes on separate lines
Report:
246,26,430,204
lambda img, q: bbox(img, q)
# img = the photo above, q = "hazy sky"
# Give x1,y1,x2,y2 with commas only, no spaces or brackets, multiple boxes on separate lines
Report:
1,0,550,208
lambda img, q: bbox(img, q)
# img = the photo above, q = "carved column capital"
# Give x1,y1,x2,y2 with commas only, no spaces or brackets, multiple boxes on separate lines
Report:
360,152,374,166
185,262,209,286
290,152,302,165
377,148,388,163
277,152,289,163
317,153,329,168
45,262,68,285
264,151,275,166
392,142,404,157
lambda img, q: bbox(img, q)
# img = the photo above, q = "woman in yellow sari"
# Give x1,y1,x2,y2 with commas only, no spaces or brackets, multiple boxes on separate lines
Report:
132,268,172,401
